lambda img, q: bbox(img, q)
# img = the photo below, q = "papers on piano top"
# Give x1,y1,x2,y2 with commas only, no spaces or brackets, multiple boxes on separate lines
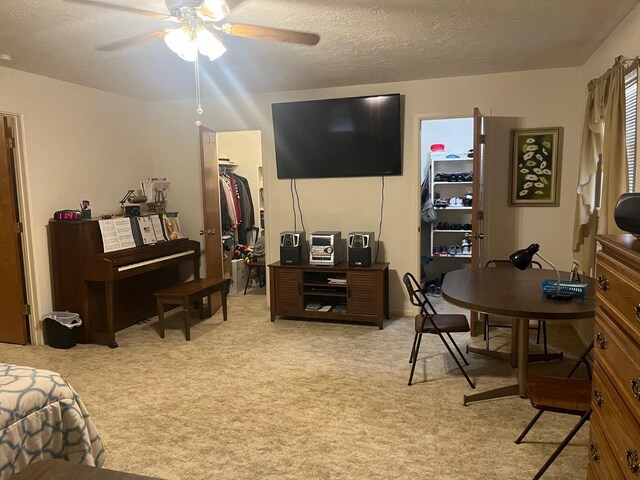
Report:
143,178,170,203
98,213,182,252
163,213,182,241
137,217,157,245
150,215,166,241
99,218,137,253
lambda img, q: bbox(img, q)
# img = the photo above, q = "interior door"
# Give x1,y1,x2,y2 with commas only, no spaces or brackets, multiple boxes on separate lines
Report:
0,116,29,344
469,107,486,335
199,126,223,313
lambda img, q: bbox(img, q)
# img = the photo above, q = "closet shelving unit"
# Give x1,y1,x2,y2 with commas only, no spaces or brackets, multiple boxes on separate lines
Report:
430,156,474,260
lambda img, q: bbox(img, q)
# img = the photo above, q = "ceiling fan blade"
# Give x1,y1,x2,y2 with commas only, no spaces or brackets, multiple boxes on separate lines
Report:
64,0,170,20
96,30,167,52
221,23,320,46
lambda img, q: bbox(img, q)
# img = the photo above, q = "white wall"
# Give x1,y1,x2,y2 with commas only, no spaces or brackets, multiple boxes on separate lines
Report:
0,66,152,343
582,4,640,84
147,67,584,316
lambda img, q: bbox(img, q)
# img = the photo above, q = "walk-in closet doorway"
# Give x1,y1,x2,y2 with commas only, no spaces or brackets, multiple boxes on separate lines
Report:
200,128,266,300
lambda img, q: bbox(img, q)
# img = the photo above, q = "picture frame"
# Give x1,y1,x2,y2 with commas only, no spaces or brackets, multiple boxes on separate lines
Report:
509,127,563,206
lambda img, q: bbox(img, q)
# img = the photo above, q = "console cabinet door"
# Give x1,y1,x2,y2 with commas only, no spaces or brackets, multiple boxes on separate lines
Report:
347,271,380,315
274,268,303,314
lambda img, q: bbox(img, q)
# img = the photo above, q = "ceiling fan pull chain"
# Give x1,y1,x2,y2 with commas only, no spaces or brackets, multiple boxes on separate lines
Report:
194,53,203,126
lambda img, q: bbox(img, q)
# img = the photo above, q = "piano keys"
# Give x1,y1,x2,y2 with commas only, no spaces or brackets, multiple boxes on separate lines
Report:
48,218,200,348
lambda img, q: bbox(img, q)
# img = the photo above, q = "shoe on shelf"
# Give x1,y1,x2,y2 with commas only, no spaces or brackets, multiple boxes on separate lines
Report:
440,245,449,256
447,245,457,256
462,243,471,255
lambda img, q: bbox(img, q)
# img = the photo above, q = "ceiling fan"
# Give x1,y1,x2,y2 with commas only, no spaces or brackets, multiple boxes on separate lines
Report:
65,0,320,62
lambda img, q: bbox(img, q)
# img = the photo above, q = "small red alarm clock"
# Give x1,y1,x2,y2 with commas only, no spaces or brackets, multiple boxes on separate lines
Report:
54,210,82,221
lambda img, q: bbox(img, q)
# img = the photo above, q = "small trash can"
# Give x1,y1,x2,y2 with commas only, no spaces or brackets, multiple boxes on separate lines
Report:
42,311,82,349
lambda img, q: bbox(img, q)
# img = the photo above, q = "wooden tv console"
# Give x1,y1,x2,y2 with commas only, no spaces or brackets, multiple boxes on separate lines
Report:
268,261,389,329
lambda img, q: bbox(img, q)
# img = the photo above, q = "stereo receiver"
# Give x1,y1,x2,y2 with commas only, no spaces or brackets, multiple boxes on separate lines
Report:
309,231,342,265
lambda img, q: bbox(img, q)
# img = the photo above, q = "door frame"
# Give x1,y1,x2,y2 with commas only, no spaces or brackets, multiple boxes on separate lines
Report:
200,127,270,285
1,112,39,344
412,110,479,282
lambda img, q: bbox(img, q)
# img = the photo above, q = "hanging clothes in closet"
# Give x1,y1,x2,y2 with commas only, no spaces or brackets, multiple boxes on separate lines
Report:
219,169,256,244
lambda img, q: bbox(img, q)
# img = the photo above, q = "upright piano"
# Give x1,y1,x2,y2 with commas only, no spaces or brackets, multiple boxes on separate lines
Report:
48,218,200,348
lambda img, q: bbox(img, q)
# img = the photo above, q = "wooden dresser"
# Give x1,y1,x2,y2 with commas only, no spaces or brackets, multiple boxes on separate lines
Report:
588,234,640,478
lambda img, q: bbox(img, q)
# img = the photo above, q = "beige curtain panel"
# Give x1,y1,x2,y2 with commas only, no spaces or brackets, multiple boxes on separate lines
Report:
573,56,631,274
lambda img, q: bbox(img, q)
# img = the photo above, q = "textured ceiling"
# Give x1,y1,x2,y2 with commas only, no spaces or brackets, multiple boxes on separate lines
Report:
1,0,638,101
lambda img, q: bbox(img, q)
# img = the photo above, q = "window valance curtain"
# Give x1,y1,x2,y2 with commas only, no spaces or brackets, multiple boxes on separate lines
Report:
572,55,631,274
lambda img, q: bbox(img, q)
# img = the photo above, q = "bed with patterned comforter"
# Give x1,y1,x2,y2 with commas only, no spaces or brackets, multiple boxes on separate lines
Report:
0,364,105,479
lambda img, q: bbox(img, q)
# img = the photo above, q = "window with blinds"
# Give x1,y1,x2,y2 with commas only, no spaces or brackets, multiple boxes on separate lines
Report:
625,67,638,192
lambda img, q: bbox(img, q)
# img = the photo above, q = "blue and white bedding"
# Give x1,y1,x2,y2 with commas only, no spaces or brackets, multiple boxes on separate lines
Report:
0,364,105,479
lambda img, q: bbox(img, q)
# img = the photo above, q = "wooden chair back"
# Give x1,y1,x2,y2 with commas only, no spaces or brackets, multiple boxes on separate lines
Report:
485,259,542,269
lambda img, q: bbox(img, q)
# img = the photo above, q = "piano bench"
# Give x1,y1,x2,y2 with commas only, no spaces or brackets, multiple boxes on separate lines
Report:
154,278,230,341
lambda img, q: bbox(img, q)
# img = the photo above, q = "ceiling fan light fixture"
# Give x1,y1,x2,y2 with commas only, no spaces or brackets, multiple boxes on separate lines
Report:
164,27,198,62
201,0,230,21
196,29,226,61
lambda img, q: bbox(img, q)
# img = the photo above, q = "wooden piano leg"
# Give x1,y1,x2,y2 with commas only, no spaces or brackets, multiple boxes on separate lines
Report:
156,298,165,339
105,282,118,348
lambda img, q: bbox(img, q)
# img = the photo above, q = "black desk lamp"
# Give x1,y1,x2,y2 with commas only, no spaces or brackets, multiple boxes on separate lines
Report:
509,243,571,300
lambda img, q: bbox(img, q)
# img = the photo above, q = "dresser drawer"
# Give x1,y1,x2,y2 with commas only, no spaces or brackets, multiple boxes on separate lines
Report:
589,412,626,479
595,252,640,342
592,364,640,478
594,307,640,421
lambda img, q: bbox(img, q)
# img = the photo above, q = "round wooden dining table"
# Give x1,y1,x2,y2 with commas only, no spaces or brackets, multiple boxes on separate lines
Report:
441,267,595,406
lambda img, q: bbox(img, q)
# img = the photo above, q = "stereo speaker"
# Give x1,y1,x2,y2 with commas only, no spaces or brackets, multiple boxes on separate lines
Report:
615,193,640,237
280,231,305,264
348,232,375,267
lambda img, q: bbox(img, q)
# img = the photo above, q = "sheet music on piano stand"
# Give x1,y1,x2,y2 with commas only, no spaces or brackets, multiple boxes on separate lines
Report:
98,218,136,252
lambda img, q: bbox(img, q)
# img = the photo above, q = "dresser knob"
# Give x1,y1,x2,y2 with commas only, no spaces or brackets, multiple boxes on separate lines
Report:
597,273,609,291
626,449,640,474
590,443,600,463
595,332,607,350
593,388,604,407
632,377,640,401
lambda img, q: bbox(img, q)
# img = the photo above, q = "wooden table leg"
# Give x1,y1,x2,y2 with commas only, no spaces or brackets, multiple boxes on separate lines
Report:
221,284,228,321
462,318,531,406
198,295,205,319
511,319,519,368
156,297,165,339
183,299,191,341
517,317,530,398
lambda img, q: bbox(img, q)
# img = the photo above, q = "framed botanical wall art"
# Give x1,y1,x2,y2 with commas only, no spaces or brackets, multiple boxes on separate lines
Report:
509,127,563,206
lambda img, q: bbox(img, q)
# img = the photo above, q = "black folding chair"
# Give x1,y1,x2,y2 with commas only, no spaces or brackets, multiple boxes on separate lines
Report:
515,341,594,479
402,272,475,389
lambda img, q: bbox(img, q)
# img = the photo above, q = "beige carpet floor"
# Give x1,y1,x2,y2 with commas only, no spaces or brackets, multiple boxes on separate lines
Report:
0,289,590,479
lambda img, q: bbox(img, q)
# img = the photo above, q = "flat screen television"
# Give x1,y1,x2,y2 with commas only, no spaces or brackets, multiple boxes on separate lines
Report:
272,93,402,179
